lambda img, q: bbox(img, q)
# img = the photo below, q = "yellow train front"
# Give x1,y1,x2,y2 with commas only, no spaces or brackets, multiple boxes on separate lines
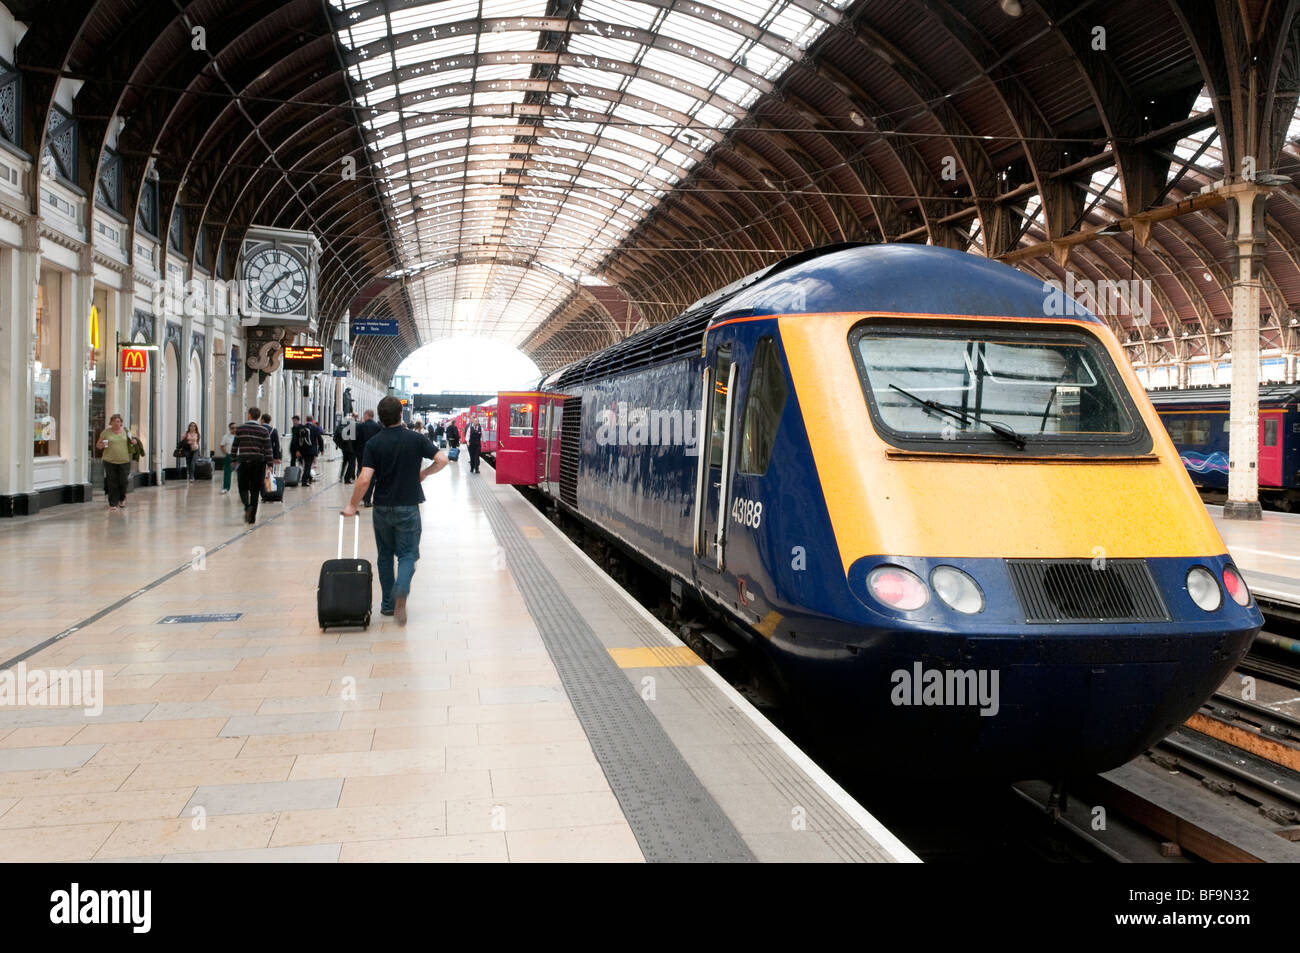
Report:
519,244,1263,779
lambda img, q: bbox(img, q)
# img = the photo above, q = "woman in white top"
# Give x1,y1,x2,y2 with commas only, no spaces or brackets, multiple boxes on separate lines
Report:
218,422,237,494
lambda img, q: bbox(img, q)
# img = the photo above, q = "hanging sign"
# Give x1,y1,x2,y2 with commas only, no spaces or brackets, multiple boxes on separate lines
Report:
120,348,149,373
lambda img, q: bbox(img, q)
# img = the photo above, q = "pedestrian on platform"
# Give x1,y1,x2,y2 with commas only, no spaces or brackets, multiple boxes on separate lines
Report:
233,407,273,524
336,413,358,483
288,415,303,468
355,409,382,507
218,422,237,494
261,414,282,474
468,417,483,474
97,413,140,510
180,422,201,480
446,420,460,449
297,416,323,485
343,396,451,625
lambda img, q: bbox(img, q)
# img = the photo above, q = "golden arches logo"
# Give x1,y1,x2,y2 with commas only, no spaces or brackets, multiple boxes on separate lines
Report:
120,348,148,373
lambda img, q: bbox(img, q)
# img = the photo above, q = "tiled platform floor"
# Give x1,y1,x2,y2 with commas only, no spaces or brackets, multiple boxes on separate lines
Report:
0,455,911,863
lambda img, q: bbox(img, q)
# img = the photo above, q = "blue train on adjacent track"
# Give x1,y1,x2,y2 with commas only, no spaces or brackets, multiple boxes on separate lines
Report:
1147,384,1300,510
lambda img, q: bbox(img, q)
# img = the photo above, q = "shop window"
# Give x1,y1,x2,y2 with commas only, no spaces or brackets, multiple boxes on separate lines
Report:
34,270,62,457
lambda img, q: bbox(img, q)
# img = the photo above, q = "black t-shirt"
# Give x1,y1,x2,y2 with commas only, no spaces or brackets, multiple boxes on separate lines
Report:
361,426,439,506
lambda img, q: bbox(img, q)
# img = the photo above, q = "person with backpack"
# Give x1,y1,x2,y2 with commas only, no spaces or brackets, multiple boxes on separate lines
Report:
445,420,460,449
295,416,323,486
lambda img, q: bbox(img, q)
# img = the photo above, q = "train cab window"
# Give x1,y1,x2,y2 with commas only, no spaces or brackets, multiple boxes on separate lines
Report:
739,338,787,475
509,402,535,437
1265,418,1279,447
849,322,1151,456
708,345,734,468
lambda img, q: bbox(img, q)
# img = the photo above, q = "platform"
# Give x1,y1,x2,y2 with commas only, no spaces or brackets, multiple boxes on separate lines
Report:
1208,505,1300,610
0,460,914,863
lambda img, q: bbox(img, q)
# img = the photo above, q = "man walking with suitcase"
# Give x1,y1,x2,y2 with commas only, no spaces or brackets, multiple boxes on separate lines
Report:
342,396,451,625
232,407,273,524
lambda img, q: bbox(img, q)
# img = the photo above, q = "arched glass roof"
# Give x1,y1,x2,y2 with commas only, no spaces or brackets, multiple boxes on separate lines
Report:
330,0,851,341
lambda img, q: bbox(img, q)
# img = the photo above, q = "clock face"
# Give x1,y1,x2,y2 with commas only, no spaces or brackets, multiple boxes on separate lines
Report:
244,245,309,316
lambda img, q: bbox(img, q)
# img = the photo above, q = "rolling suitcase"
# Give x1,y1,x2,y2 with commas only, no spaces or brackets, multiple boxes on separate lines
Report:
318,515,372,630
446,447,460,461
193,457,214,480
261,474,284,502
283,465,302,487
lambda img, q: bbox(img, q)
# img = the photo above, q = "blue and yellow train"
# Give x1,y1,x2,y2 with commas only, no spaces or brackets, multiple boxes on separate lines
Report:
497,244,1262,778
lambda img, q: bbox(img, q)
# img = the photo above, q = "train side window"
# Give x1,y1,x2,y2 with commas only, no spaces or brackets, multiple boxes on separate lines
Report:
738,338,787,475
1265,417,1279,446
708,344,733,469
509,402,534,437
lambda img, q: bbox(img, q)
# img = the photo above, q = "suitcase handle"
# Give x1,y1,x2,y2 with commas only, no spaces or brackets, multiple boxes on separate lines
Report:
338,513,360,559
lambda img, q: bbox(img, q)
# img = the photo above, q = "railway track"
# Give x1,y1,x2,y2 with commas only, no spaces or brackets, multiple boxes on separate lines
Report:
1016,616,1300,863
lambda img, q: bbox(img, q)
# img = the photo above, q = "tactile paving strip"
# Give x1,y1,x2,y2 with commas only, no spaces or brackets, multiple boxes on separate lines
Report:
471,478,756,863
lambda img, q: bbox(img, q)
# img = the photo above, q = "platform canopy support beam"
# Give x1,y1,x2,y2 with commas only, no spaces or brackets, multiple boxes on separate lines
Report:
1223,184,1267,521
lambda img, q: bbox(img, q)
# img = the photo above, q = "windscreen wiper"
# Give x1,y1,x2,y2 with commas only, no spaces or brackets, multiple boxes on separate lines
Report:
889,384,1026,450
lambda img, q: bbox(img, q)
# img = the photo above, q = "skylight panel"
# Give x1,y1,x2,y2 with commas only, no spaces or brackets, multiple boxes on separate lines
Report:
581,0,660,31
656,10,744,60
626,77,699,117
567,34,641,63
481,0,548,18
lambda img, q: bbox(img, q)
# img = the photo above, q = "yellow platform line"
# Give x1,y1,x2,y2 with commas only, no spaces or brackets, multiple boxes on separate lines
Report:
608,646,705,668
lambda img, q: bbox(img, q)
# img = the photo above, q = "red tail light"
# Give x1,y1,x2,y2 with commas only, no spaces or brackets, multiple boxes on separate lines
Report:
1222,566,1251,606
867,566,929,610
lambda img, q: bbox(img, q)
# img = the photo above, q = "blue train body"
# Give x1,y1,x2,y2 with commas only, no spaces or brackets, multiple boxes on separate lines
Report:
508,245,1261,778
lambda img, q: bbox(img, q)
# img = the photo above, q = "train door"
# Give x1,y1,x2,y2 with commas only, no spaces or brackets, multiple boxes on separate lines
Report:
692,330,743,599
537,401,550,484
1259,412,1283,486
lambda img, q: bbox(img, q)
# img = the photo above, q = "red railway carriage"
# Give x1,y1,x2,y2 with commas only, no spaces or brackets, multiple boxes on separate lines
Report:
494,391,565,489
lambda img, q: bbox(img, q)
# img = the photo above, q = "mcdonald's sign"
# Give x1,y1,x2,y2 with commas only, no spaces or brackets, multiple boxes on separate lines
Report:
120,348,149,373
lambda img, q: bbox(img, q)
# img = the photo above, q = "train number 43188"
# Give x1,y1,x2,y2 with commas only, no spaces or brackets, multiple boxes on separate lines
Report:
731,497,762,528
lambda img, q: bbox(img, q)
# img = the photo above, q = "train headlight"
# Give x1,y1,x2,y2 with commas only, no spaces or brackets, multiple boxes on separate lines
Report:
1186,567,1222,611
1222,566,1251,607
867,566,928,610
931,566,985,614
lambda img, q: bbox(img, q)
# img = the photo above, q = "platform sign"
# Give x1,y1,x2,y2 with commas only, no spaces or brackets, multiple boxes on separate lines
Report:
120,348,149,373
282,345,325,371
331,369,347,377
352,318,399,336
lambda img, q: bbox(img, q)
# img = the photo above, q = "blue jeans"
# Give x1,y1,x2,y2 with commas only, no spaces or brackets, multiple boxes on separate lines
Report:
372,505,421,610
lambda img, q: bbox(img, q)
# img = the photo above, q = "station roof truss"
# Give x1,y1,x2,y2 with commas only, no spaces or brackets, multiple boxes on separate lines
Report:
9,0,1300,380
